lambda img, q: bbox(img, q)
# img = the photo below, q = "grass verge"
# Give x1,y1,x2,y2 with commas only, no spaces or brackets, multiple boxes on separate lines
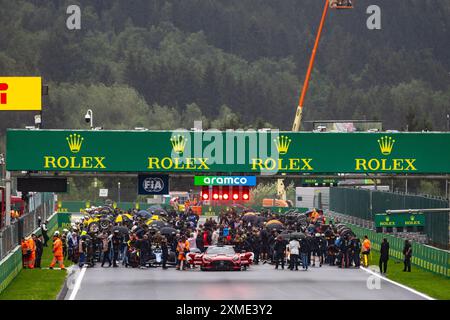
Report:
367,250,449,300
0,244,73,300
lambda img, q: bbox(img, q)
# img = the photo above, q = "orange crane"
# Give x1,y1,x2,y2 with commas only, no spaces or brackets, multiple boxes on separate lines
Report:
292,0,353,131
277,0,353,200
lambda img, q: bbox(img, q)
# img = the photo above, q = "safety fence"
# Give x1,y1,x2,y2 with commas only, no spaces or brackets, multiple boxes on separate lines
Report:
0,209,60,295
329,188,449,248
0,193,54,260
344,222,449,277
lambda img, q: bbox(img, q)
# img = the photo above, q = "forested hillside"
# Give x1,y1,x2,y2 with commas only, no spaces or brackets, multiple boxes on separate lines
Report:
1,0,449,150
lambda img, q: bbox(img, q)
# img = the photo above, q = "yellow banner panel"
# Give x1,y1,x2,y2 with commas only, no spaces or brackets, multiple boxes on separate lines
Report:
0,77,42,111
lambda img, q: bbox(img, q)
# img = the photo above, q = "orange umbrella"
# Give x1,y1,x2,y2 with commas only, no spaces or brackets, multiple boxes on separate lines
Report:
266,219,282,225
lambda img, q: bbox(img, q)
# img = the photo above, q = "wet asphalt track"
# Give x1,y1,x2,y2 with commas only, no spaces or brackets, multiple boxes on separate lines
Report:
64,262,428,300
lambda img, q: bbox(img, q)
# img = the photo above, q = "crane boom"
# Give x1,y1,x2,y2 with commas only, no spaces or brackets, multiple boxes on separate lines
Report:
292,0,330,132
278,0,333,202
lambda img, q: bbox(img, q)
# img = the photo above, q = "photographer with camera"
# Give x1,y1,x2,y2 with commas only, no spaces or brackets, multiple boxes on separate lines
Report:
111,230,123,267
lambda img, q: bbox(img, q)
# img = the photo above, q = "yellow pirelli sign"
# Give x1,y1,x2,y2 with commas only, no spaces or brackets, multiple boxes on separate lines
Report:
0,77,42,111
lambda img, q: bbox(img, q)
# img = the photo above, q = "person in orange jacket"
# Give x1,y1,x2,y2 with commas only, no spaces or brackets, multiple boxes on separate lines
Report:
176,235,190,270
21,237,30,268
361,235,371,267
50,231,65,270
310,209,319,223
362,235,371,253
27,235,36,269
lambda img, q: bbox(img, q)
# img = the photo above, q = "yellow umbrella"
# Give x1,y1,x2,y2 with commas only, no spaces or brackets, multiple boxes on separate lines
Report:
115,214,133,223
266,219,282,226
124,213,133,220
150,215,160,220
145,218,162,225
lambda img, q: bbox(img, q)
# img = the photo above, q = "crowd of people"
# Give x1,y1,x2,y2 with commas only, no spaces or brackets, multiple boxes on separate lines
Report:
20,204,413,274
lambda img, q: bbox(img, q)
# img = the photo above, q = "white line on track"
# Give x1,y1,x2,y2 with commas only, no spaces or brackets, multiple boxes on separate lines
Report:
360,266,434,300
68,266,87,300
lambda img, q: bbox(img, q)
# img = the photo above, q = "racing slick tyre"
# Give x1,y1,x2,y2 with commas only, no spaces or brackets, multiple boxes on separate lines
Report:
88,222,100,233
99,218,111,230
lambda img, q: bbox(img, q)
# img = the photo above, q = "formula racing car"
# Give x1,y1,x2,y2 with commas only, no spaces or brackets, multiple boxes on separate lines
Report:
186,245,254,271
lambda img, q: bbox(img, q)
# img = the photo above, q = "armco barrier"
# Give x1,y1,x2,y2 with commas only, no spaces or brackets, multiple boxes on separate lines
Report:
345,222,449,277
0,247,22,294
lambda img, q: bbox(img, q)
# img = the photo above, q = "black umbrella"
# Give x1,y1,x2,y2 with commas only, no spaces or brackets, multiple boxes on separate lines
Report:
284,232,306,240
255,216,266,226
150,208,167,215
280,230,290,237
231,204,252,214
266,223,284,231
160,227,177,236
242,214,258,223
147,220,169,229
148,205,165,212
137,210,152,219
112,226,129,235
100,206,113,213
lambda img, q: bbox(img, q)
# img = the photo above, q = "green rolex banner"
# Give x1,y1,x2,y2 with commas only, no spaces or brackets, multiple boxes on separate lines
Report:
6,129,450,173
375,213,426,228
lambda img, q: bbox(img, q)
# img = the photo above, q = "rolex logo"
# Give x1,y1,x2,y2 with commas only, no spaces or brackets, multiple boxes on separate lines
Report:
378,136,395,155
170,135,187,155
66,134,84,153
274,135,292,155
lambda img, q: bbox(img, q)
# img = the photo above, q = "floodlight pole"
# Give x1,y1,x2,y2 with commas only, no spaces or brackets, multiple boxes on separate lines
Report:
118,181,121,204
5,171,11,226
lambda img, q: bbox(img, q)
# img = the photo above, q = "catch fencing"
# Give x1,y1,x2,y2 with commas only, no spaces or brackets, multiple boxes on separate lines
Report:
0,192,54,260
329,188,449,248
0,210,60,295
344,222,449,277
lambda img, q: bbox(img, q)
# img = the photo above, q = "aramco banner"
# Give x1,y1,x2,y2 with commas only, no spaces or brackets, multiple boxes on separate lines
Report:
6,130,450,174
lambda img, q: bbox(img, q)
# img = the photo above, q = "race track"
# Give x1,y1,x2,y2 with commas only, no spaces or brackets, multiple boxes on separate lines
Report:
64,263,428,300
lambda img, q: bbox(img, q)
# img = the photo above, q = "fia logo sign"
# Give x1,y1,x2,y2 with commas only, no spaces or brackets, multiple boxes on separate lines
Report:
138,175,169,195
142,177,165,193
